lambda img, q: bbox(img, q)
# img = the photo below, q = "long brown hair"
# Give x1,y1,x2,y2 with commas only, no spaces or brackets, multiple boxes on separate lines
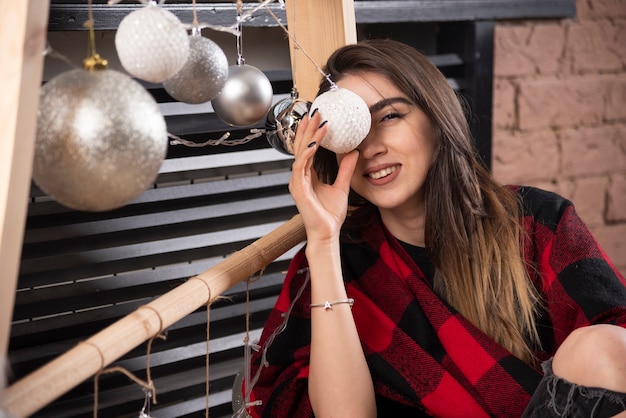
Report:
313,39,541,363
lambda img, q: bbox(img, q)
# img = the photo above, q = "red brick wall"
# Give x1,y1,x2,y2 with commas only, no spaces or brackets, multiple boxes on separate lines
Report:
492,0,626,275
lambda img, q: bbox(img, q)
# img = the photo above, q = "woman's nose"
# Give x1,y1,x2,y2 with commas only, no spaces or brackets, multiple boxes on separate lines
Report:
357,133,385,159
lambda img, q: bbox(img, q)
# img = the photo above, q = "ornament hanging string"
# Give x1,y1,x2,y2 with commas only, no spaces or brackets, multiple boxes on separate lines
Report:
205,301,211,418
236,0,245,65
92,332,166,418
92,300,166,417
263,5,336,90
187,276,214,418
93,367,155,418
192,0,199,27
85,0,96,55
83,0,108,71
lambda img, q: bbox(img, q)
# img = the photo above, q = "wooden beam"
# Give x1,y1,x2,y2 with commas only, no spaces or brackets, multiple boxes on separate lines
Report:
284,0,357,101
0,0,49,359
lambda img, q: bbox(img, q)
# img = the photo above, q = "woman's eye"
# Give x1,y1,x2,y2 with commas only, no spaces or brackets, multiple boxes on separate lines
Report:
381,112,402,122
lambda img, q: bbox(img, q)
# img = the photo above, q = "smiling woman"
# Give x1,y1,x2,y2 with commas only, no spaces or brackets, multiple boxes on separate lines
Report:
243,39,626,418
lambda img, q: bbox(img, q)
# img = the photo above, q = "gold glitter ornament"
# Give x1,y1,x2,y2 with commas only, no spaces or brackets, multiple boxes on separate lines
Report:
34,68,168,212
114,2,190,83
211,64,273,127
310,87,371,154
163,30,229,104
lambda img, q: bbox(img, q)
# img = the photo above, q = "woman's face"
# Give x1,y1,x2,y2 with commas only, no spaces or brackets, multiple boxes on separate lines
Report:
336,72,435,220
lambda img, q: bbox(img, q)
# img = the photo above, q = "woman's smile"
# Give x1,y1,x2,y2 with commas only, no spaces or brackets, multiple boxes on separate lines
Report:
366,164,401,180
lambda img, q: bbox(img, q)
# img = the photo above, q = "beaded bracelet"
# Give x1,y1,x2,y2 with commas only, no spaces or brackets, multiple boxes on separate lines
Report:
310,298,354,311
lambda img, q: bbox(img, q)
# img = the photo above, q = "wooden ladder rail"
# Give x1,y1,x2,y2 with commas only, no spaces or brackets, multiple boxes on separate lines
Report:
1,215,305,418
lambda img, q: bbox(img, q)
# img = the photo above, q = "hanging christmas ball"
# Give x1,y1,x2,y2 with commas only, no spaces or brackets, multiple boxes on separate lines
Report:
310,87,371,154
33,68,168,212
265,95,311,155
114,3,189,83
163,31,228,104
211,64,273,127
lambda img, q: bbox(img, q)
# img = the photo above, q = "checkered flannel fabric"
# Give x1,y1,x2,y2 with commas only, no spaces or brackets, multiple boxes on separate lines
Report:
247,186,626,417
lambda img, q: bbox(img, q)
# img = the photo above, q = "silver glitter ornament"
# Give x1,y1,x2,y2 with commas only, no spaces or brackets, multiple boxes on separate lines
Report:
265,90,311,155
115,3,190,83
310,87,371,154
211,64,273,127
34,68,168,212
163,30,228,104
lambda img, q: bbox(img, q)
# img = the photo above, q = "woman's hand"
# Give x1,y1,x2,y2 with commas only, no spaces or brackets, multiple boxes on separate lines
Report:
289,110,359,243
289,111,376,418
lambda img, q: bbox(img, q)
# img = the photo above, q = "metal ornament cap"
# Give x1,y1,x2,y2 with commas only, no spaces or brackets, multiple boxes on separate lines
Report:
211,64,274,127
310,87,371,154
34,68,168,212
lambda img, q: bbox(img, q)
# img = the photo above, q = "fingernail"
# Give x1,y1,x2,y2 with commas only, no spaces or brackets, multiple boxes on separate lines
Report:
307,141,317,148
310,108,319,117
318,120,328,128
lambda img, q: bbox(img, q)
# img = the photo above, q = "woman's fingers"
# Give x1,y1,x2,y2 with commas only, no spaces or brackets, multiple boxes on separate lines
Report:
293,109,325,155
334,149,359,193
291,111,328,187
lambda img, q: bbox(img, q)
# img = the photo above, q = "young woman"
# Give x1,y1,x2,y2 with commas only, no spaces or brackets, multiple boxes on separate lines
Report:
244,39,626,417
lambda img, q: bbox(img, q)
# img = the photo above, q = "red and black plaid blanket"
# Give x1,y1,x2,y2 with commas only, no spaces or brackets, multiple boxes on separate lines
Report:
247,186,626,417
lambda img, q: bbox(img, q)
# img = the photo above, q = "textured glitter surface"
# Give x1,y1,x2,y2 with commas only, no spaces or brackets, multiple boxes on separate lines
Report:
310,88,371,154
211,64,274,127
115,4,189,83
163,34,229,104
34,68,168,212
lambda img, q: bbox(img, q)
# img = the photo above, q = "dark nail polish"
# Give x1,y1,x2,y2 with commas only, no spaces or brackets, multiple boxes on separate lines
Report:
307,141,317,148
310,108,319,117
318,120,328,129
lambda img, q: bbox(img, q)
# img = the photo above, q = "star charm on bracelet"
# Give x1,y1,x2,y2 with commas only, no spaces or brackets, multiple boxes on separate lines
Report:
310,298,355,310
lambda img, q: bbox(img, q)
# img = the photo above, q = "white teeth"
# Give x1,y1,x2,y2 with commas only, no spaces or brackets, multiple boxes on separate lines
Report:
368,165,398,179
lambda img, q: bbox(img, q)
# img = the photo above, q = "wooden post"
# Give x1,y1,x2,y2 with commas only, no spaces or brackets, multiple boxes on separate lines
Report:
0,0,49,359
284,0,357,101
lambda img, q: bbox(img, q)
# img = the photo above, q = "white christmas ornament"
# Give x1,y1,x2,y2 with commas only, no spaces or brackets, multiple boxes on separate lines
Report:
310,87,371,154
34,68,168,212
211,64,273,127
115,3,189,83
163,31,228,104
